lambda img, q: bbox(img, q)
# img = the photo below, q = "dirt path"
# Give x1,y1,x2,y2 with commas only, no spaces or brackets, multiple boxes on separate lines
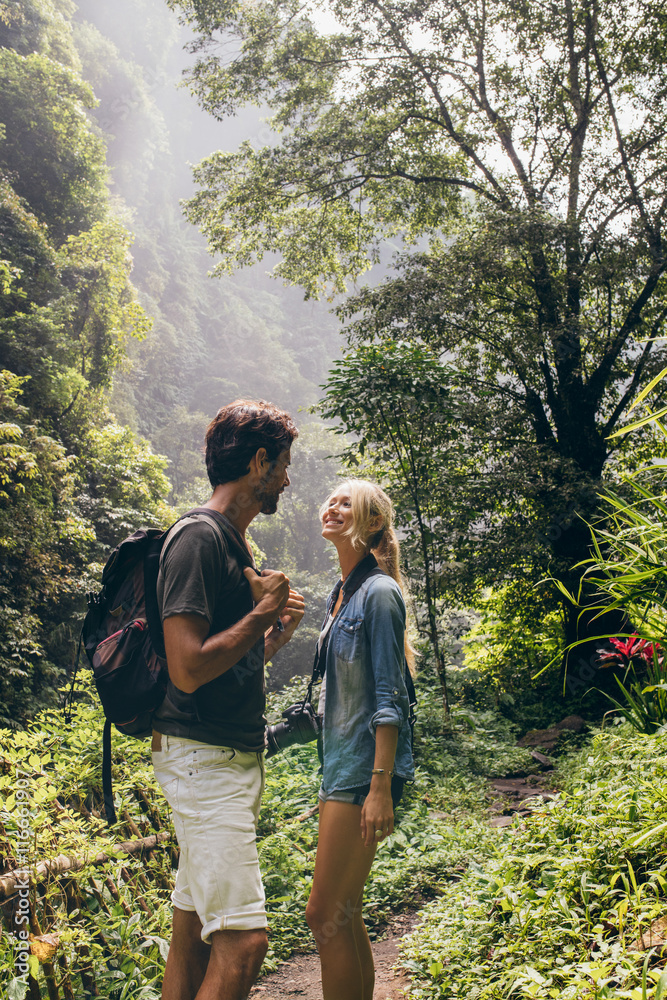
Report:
250,910,420,1000
251,756,559,999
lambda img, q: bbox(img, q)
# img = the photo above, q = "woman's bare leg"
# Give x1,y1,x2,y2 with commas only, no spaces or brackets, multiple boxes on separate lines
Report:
306,801,377,1000
352,887,374,999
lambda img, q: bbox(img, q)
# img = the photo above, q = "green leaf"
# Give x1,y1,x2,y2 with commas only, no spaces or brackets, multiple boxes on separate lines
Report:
607,405,667,439
7,979,28,1000
626,365,667,415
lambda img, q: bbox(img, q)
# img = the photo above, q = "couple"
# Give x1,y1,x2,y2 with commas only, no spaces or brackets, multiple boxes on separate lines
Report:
151,399,415,1000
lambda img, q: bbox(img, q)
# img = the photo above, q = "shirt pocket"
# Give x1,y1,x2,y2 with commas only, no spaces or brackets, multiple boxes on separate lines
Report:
332,615,365,662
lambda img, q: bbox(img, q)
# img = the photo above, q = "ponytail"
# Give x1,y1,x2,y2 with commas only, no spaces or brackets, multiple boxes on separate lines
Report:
371,525,417,676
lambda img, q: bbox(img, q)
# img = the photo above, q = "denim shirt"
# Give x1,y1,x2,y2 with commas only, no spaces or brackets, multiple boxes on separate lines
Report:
319,554,415,793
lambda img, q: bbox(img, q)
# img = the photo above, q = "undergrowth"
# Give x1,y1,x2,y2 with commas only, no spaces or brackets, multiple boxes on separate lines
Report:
9,674,664,998
402,723,667,999
0,674,520,996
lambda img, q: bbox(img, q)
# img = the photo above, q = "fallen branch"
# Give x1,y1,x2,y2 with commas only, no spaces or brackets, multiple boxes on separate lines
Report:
0,831,171,900
294,804,319,823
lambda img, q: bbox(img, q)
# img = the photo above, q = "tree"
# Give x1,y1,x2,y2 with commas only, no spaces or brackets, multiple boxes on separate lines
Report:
0,369,89,725
0,0,172,723
170,0,667,653
0,48,107,242
320,340,468,709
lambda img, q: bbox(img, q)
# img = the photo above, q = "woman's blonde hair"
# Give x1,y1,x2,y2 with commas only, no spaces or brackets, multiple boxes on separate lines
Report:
320,479,416,675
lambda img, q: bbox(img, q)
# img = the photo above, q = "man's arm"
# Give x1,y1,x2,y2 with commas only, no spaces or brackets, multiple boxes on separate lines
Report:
163,568,289,693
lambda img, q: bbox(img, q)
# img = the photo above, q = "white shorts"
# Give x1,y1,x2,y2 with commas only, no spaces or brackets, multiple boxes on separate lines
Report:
152,733,267,941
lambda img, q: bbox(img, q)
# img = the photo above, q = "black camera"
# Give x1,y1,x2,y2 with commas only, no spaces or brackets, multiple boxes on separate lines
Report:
265,701,322,758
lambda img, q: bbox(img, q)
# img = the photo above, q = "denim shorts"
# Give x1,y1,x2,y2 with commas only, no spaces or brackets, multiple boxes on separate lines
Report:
152,732,267,941
318,775,405,808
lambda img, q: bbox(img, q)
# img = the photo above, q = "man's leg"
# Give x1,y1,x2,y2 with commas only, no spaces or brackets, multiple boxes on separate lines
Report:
195,928,268,1000
155,743,268,1000
162,907,210,1000
161,910,267,1000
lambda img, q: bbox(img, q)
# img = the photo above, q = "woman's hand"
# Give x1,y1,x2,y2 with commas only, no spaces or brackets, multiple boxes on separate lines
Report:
360,787,394,848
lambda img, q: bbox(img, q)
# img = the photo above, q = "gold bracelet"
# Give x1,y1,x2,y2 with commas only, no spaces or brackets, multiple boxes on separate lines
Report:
371,768,393,776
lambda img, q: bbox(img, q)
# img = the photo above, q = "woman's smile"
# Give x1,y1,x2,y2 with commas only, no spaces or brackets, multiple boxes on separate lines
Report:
321,494,353,536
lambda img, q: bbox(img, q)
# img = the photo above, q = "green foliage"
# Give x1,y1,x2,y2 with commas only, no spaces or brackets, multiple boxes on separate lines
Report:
174,0,667,656
0,694,175,998
80,422,172,548
403,725,667,999
0,675,513,993
575,475,667,647
414,670,539,784
0,2,173,724
461,582,583,726
603,653,667,735
0,0,81,69
0,370,92,725
555,387,667,732
0,48,107,242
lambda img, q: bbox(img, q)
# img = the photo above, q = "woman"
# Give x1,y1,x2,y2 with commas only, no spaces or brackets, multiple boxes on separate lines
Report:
305,479,415,1000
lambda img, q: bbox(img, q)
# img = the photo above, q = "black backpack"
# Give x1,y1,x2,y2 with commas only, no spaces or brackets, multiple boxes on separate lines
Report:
65,507,243,824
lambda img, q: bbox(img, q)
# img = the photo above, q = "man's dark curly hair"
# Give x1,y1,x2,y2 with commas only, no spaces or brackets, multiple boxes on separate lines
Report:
205,399,298,487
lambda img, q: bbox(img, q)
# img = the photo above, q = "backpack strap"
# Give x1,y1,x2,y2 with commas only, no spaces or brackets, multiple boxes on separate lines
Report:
175,507,256,569
102,718,117,825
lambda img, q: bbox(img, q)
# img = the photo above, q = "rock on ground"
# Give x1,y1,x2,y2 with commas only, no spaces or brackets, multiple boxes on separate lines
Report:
517,715,587,751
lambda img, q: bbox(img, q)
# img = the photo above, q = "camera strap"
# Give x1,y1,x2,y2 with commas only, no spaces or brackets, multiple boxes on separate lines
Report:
303,556,386,707
302,554,417,743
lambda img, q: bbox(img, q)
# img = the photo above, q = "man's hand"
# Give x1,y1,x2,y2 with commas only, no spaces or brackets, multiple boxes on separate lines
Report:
244,567,290,615
264,588,305,662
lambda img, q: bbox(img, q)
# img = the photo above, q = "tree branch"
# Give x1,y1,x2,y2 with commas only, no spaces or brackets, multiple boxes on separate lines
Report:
366,0,510,207
0,832,171,901
587,271,666,405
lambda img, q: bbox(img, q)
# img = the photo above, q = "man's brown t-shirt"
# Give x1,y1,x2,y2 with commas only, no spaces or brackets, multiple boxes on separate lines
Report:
152,512,266,751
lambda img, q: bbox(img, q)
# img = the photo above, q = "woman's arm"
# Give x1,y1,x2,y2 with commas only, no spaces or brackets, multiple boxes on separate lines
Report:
360,724,398,847
364,578,410,732
358,578,410,846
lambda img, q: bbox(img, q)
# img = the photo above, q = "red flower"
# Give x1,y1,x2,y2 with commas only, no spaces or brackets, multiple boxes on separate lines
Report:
596,636,664,669
609,635,647,659
640,642,664,666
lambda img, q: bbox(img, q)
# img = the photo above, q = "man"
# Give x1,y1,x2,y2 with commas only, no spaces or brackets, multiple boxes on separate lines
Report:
151,399,304,1000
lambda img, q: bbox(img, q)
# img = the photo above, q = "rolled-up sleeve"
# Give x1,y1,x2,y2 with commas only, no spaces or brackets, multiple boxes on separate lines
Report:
364,579,409,733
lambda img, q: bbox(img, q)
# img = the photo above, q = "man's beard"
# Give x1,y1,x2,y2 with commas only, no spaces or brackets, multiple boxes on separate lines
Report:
254,479,282,515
